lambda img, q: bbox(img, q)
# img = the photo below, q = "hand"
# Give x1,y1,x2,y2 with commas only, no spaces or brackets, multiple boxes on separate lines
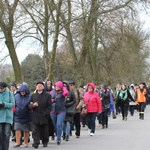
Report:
33,101,38,107
0,102,4,109
76,105,81,110
136,101,139,105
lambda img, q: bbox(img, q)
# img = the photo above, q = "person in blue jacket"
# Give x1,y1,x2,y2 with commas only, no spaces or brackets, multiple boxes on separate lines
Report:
0,82,15,150
13,84,32,148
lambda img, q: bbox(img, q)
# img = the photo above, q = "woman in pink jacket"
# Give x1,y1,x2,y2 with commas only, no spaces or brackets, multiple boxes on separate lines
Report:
83,82,102,136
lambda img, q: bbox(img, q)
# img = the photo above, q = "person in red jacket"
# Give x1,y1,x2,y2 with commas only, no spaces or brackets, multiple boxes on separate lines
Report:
83,82,102,136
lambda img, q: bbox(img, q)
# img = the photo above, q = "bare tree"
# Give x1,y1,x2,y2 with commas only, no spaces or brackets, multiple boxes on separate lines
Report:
0,0,22,82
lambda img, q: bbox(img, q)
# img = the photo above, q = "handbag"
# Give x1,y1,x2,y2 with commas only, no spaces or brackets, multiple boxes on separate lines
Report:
81,104,88,116
66,104,76,116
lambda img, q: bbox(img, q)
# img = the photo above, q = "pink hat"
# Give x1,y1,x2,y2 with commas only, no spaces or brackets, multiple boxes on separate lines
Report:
55,81,63,89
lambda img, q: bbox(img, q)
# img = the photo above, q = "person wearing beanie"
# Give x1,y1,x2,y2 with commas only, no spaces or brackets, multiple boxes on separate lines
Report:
29,82,51,148
50,81,69,145
0,82,15,150
83,82,102,136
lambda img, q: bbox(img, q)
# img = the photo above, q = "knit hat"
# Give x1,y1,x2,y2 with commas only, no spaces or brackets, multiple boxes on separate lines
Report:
0,82,7,89
55,81,63,89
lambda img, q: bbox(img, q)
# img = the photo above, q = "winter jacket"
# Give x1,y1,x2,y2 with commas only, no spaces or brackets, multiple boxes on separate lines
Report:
14,84,32,123
83,83,102,113
100,89,110,112
0,88,15,124
64,91,76,122
50,81,69,113
29,90,51,125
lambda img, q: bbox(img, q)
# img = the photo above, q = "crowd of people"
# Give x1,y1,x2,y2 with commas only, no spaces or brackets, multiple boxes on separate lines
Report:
0,80,149,149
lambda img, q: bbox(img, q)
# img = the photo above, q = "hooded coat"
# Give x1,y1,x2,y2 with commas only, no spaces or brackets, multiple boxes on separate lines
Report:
14,84,32,123
83,83,102,113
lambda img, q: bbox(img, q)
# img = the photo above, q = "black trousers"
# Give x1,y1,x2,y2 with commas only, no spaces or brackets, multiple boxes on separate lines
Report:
32,124,49,145
120,100,129,118
73,113,81,136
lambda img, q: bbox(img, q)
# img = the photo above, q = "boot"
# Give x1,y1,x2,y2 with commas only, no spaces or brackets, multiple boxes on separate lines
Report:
65,135,69,141
62,132,66,140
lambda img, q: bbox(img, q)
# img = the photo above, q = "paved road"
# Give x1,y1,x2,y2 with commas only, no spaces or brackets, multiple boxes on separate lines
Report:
9,106,150,150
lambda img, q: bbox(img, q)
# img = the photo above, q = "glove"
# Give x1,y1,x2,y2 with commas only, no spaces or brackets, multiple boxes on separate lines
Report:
0,102,5,109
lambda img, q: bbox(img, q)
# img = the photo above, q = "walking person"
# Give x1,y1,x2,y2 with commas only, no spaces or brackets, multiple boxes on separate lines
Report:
69,81,83,138
50,81,68,145
62,81,76,141
99,84,110,129
29,82,52,148
129,84,136,116
136,83,147,120
13,84,32,148
119,84,135,121
0,82,15,150
83,82,102,136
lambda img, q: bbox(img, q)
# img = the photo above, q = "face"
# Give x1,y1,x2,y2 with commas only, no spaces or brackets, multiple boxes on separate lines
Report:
88,86,93,92
69,84,75,90
46,81,51,88
140,84,144,89
36,84,44,91
55,85,61,91
0,88,5,93
121,85,126,90
10,86,17,92
20,91,26,96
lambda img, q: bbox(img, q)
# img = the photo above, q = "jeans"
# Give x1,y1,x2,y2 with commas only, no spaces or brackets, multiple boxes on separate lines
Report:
50,112,66,141
63,121,71,136
86,112,97,133
0,123,11,150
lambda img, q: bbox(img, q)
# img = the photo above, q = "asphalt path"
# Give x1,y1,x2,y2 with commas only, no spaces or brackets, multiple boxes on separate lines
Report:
9,105,150,150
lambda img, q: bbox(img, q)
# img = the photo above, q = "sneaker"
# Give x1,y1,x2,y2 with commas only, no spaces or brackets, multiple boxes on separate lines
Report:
90,133,94,136
88,129,91,134
76,136,80,138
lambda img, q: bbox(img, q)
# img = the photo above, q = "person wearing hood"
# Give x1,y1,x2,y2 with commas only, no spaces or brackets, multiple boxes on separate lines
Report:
62,80,76,141
29,82,51,148
0,82,15,150
44,80,53,93
13,84,32,148
50,81,69,145
83,82,102,136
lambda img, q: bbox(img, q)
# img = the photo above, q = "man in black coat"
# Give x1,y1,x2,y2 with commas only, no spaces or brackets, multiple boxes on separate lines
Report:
29,82,51,148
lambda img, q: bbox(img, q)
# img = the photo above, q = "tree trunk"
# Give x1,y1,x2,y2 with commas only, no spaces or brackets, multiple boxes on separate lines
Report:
4,29,22,82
